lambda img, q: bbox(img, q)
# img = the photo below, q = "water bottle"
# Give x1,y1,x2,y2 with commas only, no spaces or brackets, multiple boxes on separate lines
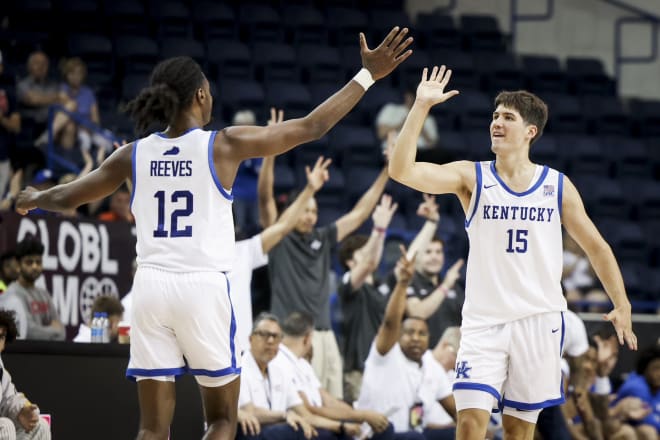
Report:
91,312,102,343
101,312,110,343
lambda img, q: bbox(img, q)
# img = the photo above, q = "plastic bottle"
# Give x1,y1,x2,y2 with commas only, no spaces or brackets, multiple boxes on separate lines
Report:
101,312,110,343
91,312,102,343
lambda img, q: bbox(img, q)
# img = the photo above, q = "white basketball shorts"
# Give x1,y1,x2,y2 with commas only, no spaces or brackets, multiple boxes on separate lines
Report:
126,267,241,387
453,312,565,415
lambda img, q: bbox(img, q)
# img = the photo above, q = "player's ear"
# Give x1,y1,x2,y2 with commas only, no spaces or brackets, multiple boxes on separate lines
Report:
196,87,205,102
527,124,538,139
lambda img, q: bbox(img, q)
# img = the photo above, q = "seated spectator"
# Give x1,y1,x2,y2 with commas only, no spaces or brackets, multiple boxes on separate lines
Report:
6,236,65,341
376,87,438,151
73,295,124,343
426,327,461,431
276,312,390,439
337,194,397,403
0,309,51,439
97,184,133,223
357,249,456,439
0,251,28,340
237,312,317,440
231,109,262,237
613,343,660,438
0,49,21,198
562,234,607,310
0,252,19,287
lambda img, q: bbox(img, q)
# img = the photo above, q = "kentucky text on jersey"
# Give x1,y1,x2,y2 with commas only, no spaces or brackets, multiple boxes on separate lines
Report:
482,205,555,222
150,160,193,177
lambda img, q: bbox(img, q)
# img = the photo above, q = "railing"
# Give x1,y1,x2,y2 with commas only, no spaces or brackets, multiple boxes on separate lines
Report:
45,104,120,174
601,0,660,80
510,0,555,44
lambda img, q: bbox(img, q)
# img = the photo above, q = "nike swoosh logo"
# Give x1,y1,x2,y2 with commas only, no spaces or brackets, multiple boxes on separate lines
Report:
483,184,498,189
552,328,559,333
163,146,180,156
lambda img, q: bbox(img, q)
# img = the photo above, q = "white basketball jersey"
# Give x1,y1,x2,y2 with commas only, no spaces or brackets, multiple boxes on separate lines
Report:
462,161,567,330
131,128,235,272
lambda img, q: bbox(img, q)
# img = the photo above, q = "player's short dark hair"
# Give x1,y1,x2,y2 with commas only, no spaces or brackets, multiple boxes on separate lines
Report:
636,343,660,375
14,236,44,260
124,56,206,134
92,296,124,318
281,311,314,337
252,312,280,334
0,309,20,343
338,235,369,270
494,90,548,145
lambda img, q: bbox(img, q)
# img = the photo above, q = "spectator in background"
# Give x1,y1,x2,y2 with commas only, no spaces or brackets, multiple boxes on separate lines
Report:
337,194,398,403
562,233,609,311
0,169,23,212
231,109,263,237
6,236,65,341
276,312,389,439
267,154,390,400
405,234,464,348
237,312,318,440
17,51,74,147
24,170,56,217
613,343,660,438
73,295,124,343
0,251,28,340
0,50,21,198
97,184,133,223
357,248,456,439
0,309,51,439
376,87,438,152
425,327,461,431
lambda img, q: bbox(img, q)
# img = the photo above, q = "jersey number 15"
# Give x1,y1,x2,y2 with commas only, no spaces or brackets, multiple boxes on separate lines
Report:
153,190,193,238
505,229,528,253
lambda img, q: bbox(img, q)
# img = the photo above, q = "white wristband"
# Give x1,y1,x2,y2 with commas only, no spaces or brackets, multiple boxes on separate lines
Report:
593,376,611,395
353,68,375,91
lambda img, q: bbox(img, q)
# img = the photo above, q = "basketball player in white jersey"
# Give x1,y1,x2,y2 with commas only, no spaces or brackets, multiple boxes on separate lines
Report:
13,27,413,440
388,66,637,440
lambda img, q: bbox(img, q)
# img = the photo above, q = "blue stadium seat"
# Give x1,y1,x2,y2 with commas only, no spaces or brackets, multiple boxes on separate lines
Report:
566,57,616,96
629,99,660,137
326,8,369,47
283,5,328,46
368,10,412,45
431,50,480,90
521,55,568,94
561,135,609,176
240,4,283,43
120,74,149,103
574,177,629,220
273,163,297,193
463,130,493,162
544,94,588,134
416,12,460,51
396,49,432,91
159,38,206,70
68,33,114,85
454,90,492,131
530,134,562,170
219,79,265,121
105,0,150,37
459,14,507,52
252,43,298,83
580,96,630,135
601,137,651,179
328,125,378,164
151,0,192,39
114,35,160,75
55,0,104,34
358,85,401,126
265,82,312,120
208,40,252,81
297,45,342,85
473,52,524,93
192,2,236,42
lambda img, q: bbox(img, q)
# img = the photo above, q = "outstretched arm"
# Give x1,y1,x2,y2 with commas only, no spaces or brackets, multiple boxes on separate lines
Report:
407,194,440,259
375,246,415,355
336,167,389,242
15,144,132,214
388,66,474,200
561,177,637,350
407,258,464,319
214,27,413,189
348,194,398,290
257,108,284,228
260,156,331,254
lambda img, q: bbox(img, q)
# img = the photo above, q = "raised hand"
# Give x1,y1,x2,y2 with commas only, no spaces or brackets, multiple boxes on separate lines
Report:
603,306,637,350
360,26,413,80
443,258,465,287
305,156,332,192
268,107,284,126
395,244,416,284
416,193,439,222
416,66,459,107
372,194,398,229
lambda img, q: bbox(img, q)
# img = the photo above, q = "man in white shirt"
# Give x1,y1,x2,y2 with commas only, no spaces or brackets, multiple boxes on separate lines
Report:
357,249,456,440
276,311,392,439
239,313,359,440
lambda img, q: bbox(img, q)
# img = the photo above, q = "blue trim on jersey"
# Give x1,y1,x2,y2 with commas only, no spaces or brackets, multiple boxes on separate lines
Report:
225,273,238,369
155,127,199,138
465,161,482,228
501,395,565,410
559,311,565,355
207,130,234,201
490,161,549,197
453,382,501,402
558,173,564,217
126,366,187,381
130,140,138,210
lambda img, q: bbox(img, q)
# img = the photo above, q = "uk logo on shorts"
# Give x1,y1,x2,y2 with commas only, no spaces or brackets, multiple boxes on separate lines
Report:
455,361,472,379
543,185,555,196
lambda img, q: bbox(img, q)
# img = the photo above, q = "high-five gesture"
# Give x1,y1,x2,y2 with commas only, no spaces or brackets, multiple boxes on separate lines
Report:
416,65,459,107
305,156,332,192
360,26,413,80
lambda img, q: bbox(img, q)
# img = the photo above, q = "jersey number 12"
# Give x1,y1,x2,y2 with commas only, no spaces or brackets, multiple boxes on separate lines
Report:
153,190,193,238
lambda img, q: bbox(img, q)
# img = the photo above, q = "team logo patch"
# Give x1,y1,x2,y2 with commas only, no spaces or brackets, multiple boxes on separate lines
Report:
543,184,555,196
